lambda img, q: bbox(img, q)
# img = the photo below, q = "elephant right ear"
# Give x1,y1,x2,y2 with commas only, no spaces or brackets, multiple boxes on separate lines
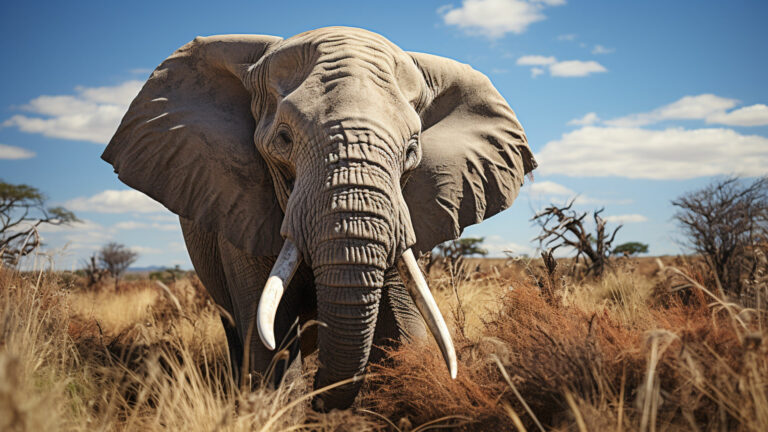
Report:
102,35,285,256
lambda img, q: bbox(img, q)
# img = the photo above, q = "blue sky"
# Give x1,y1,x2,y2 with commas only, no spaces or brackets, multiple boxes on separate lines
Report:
1,0,767,268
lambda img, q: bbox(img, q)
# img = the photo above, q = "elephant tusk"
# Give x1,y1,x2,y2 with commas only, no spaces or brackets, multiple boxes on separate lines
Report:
257,238,302,351
396,249,458,379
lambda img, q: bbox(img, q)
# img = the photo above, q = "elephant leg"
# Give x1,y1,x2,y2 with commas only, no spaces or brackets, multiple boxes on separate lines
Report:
179,217,243,385
370,267,427,365
218,239,314,387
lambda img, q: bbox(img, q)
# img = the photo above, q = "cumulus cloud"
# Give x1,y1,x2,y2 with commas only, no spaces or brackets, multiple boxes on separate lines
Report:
483,235,535,257
568,112,600,126
604,94,768,128
516,55,557,66
516,55,607,78
528,180,574,196
536,126,768,179
603,214,648,223
526,180,630,206
65,190,167,214
591,44,614,54
113,221,178,231
2,80,142,144
549,60,607,77
130,245,163,255
707,104,768,127
440,0,566,38
0,143,35,159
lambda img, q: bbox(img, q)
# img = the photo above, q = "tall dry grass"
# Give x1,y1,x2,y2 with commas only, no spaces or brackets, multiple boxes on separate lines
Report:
1,255,766,431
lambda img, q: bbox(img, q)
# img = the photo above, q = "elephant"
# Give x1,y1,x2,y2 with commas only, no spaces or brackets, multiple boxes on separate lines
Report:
102,26,536,410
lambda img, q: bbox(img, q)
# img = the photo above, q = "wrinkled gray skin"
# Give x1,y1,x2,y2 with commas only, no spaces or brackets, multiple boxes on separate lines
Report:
103,27,536,410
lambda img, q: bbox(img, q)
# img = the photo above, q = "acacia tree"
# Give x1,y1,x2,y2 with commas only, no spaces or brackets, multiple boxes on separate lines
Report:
613,242,649,257
532,199,621,277
0,180,78,265
98,242,138,290
672,176,768,298
424,237,488,274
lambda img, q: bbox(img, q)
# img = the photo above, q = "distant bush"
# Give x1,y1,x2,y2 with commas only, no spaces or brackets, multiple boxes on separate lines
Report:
613,241,649,256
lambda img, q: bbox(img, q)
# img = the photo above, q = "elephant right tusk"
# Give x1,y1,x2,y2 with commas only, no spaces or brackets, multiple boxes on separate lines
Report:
257,239,302,351
397,249,458,379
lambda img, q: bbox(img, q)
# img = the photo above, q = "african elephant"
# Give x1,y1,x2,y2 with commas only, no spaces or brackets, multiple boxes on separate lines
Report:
102,26,536,410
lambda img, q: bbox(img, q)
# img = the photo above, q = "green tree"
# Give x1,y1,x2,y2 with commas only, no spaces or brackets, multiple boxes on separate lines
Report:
98,242,139,290
612,242,649,256
437,237,488,261
0,180,78,265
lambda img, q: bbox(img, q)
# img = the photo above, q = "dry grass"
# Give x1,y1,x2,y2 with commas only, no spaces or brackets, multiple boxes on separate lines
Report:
1,255,767,431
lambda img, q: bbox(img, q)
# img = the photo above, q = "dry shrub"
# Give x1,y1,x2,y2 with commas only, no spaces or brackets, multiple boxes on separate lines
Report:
363,258,768,431
0,265,381,431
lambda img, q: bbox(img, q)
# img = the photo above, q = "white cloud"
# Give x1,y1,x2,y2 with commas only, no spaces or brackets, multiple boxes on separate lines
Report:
2,80,142,144
0,144,35,159
517,55,607,78
528,180,574,196
568,112,600,126
114,221,178,231
549,60,607,77
130,246,163,255
591,44,614,55
603,214,648,224
483,235,535,257
604,94,751,127
65,190,167,214
557,33,576,41
440,0,566,38
706,104,768,127
536,126,768,179
516,55,557,66
525,180,630,206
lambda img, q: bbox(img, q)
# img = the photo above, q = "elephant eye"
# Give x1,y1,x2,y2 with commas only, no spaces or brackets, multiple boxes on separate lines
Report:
276,130,293,147
268,126,293,162
404,135,421,172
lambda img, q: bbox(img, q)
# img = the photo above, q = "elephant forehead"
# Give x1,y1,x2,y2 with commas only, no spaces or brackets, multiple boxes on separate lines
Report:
267,27,424,112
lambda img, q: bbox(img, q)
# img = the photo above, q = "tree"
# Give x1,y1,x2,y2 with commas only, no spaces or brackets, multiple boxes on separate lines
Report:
0,180,78,265
672,176,768,298
98,242,138,290
424,237,488,274
613,242,649,257
81,253,107,288
532,199,621,278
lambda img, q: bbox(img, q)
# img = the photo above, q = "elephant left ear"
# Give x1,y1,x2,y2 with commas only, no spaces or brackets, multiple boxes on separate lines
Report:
404,52,537,254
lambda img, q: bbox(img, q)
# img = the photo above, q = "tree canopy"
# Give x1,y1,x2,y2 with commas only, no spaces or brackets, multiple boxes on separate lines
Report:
0,180,78,265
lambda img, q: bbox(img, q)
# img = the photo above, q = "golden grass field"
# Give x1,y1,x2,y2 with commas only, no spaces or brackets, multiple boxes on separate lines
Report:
1,256,766,431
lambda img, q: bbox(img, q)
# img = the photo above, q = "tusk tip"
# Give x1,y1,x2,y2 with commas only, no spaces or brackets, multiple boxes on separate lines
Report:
257,323,277,351
448,355,458,379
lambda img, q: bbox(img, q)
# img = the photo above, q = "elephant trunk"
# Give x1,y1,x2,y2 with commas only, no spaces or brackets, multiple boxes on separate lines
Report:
309,194,393,410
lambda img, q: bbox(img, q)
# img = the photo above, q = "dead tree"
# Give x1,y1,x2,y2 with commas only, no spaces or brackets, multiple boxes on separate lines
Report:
532,199,621,278
672,176,768,299
81,254,107,288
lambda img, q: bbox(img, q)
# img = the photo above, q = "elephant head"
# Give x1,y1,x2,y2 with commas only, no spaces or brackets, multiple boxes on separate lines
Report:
103,27,536,409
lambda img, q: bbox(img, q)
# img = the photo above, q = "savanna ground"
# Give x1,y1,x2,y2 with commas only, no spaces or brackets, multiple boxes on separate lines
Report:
1,254,766,431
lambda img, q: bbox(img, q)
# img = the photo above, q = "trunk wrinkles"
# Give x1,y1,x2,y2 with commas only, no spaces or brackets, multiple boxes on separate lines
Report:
290,124,405,409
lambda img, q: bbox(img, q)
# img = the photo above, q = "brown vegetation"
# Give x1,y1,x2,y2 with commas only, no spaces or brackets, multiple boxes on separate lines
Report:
1,254,766,431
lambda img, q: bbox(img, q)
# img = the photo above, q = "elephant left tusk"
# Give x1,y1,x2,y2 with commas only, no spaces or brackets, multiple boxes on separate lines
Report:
257,239,302,351
397,249,458,379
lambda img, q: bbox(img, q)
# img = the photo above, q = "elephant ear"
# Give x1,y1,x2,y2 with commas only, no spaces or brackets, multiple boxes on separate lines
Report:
103,35,286,256
404,52,537,254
